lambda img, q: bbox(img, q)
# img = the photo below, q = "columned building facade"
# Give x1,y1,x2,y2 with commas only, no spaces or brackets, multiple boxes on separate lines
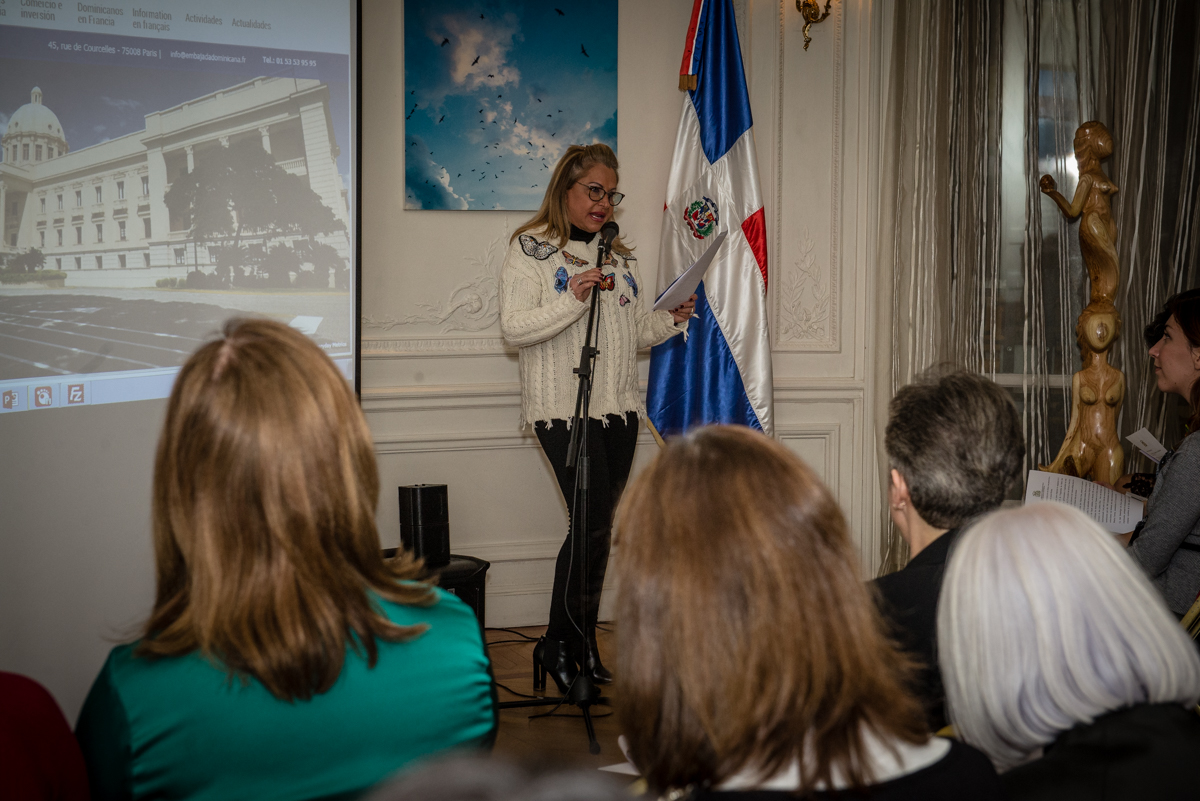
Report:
0,78,350,273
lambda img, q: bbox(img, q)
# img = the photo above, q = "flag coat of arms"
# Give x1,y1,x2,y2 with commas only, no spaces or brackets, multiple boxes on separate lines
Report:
647,0,773,436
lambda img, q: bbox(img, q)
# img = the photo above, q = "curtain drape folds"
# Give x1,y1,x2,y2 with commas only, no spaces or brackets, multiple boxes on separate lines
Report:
1097,0,1200,453
878,0,1026,575
876,0,1200,575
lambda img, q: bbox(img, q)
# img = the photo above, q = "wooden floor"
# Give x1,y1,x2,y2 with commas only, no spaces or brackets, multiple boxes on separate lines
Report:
486,624,628,770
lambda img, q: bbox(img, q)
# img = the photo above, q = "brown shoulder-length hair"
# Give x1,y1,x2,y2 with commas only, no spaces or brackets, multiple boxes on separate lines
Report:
139,318,433,701
614,426,927,796
512,143,631,254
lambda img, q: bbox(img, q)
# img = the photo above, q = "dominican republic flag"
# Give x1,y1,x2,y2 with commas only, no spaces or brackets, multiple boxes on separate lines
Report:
647,0,773,437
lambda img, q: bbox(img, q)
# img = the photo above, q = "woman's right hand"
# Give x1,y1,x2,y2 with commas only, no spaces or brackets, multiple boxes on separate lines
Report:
1039,174,1057,194
570,267,603,302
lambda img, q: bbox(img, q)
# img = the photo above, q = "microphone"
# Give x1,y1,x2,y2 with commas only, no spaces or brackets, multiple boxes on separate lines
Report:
596,221,619,262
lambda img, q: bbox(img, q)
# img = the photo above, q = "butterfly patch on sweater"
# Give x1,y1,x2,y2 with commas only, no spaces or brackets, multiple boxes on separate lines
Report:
619,294,630,306
562,251,589,268
598,273,616,291
623,273,638,297
553,266,570,294
520,234,558,260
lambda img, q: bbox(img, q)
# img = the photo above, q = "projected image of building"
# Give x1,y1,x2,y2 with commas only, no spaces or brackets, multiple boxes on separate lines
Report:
0,77,349,279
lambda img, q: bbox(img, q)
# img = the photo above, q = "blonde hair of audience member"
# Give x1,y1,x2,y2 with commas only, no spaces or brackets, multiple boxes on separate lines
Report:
138,318,432,700
614,426,928,796
511,143,630,254
938,502,1200,771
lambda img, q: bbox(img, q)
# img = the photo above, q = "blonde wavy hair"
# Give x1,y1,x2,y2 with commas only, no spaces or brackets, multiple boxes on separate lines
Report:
512,143,631,254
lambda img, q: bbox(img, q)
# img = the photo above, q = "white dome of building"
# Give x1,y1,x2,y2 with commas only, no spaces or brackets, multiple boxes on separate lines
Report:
3,87,69,165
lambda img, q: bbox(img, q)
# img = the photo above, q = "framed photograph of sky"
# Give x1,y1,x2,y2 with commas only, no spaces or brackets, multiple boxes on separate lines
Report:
403,1,618,211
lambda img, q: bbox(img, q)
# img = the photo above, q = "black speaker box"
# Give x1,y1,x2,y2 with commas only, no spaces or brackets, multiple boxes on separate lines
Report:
398,484,451,568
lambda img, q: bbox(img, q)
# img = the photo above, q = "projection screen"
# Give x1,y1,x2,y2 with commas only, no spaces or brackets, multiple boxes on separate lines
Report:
0,0,359,410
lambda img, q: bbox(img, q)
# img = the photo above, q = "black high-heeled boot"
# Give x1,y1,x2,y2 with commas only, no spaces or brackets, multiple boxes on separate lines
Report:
580,634,613,685
532,636,579,694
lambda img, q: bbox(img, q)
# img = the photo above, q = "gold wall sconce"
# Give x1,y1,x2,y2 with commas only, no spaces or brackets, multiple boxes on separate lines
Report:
797,0,833,51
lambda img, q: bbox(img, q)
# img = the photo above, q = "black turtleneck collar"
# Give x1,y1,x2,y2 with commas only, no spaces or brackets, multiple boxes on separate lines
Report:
568,224,596,244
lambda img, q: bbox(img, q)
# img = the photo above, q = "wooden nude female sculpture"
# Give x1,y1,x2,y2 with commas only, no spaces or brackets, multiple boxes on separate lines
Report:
1038,121,1125,484
1041,304,1125,483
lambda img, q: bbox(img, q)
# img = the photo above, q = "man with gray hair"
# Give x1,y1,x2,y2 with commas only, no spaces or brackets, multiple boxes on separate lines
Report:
873,369,1024,731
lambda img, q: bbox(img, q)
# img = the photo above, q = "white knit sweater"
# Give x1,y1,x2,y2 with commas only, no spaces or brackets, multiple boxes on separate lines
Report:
499,228,687,427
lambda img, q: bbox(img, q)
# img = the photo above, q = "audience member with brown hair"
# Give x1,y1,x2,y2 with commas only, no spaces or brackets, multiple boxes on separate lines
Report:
74,318,496,800
874,370,1024,730
1125,288,1200,615
613,425,1002,799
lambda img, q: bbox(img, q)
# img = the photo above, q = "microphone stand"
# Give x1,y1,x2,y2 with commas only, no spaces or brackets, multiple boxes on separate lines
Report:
496,230,612,755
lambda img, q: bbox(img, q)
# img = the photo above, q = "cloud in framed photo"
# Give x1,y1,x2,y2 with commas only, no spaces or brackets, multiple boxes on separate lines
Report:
100,96,142,111
404,0,617,211
404,134,470,211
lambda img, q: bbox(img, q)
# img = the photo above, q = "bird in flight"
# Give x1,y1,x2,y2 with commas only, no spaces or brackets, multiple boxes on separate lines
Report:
581,45,589,57
488,74,495,78
471,55,480,66
438,115,445,123
555,8,564,15
441,38,449,46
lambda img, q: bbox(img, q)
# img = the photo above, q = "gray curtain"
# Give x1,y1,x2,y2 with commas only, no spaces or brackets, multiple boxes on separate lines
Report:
876,0,1200,574
1097,0,1200,455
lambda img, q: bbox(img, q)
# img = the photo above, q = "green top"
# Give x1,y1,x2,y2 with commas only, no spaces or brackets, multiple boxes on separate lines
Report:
75,588,497,801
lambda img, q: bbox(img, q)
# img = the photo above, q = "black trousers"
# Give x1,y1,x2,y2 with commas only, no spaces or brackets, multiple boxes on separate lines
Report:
534,412,639,645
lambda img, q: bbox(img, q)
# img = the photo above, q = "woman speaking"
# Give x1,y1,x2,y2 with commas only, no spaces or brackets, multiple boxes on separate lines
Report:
499,144,693,694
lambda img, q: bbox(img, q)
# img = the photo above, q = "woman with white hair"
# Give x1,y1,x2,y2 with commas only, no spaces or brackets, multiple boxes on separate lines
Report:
938,502,1200,800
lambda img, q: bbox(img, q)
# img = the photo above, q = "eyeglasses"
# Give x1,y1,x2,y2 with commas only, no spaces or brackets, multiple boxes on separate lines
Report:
575,182,625,206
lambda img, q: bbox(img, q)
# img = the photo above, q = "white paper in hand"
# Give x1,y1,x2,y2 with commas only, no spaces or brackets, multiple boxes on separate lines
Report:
653,231,728,312
1024,470,1144,533
1126,427,1168,464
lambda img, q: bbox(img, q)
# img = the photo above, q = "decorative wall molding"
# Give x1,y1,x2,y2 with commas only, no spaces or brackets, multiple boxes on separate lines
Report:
361,382,522,414
372,426,658,456
459,537,563,564
360,336,512,359
772,0,842,353
362,228,508,334
779,422,842,496
773,379,864,401
373,430,537,455
778,226,831,341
